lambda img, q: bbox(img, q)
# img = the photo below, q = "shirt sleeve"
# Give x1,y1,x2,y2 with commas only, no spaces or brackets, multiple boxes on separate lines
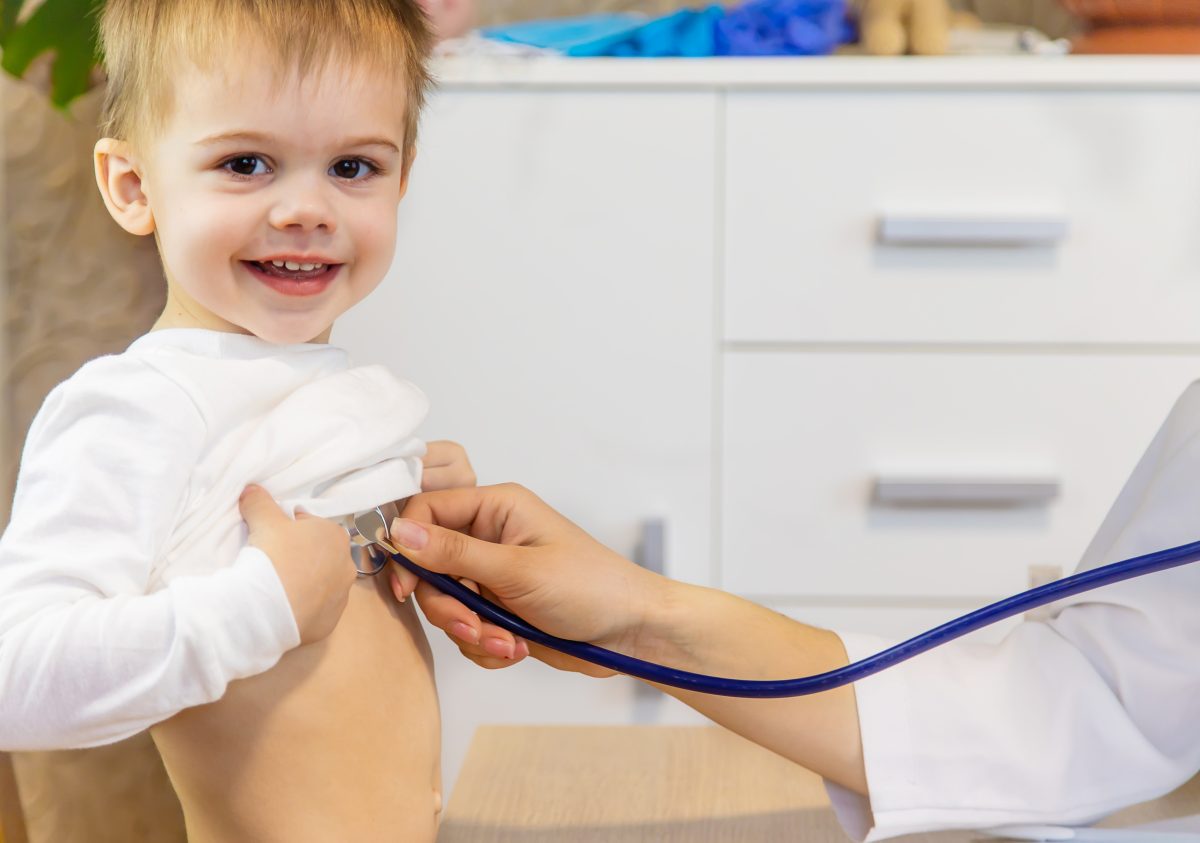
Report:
0,361,300,751
829,383,1200,840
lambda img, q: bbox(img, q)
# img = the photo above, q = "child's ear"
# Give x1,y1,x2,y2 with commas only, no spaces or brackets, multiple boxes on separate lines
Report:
399,148,417,202
94,138,155,236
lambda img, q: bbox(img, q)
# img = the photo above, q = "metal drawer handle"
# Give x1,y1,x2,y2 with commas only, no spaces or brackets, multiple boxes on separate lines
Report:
877,211,1069,247
873,476,1061,508
633,518,666,575
633,518,668,709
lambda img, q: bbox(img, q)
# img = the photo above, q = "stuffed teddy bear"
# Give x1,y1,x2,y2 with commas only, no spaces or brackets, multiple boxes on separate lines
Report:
850,0,951,55
418,0,476,40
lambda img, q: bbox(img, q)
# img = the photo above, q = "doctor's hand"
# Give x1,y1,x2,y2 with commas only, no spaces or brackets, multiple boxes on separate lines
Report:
387,484,668,675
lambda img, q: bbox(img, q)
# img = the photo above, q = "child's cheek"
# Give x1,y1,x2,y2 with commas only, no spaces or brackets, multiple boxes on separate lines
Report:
356,205,400,272
158,193,259,299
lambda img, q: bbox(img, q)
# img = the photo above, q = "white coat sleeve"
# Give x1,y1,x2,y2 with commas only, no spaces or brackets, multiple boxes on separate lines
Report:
827,383,1200,841
0,363,300,750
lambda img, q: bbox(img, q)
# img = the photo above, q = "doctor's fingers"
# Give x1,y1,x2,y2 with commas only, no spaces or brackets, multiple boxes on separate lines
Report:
389,515,532,597
526,641,617,679
390,564,420,603
411,577,529,664
400,483,559,546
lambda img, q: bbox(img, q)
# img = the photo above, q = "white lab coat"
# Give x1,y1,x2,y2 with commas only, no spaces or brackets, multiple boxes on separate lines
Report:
827,382,1200,840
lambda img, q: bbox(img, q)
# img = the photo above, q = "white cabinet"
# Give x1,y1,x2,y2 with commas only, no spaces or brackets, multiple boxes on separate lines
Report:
334,56,1200,792
335,85,718,793
722,351,1200,600
339,87,718,586
724,90,1200,344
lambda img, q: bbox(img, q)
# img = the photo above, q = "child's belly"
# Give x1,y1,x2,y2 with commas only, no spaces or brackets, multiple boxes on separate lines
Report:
151,572,441,843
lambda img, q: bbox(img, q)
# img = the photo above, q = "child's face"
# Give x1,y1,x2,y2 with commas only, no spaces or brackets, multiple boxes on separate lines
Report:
102,56,412,344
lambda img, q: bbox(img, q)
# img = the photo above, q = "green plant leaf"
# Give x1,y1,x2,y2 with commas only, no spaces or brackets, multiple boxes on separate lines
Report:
1,0,27,43
1,0,103,108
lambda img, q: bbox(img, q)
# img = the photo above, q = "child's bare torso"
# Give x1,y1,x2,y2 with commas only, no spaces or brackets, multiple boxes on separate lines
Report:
151,573,440,842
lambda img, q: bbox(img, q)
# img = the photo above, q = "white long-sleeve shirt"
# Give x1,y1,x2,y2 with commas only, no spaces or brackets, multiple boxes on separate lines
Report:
0,328,427,751
829,382,1200,839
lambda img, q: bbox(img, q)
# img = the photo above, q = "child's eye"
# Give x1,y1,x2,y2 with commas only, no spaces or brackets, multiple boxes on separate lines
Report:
222,155,270,177
329,158,379,181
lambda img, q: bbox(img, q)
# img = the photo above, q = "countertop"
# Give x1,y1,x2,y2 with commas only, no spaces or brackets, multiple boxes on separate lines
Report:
431,55,1200,91
439,725,1200,842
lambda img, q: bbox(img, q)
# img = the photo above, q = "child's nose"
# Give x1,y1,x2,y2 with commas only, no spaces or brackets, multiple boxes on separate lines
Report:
268,183,337,233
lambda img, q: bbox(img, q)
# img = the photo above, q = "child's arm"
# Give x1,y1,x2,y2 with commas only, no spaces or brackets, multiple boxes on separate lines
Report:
0,367,343,750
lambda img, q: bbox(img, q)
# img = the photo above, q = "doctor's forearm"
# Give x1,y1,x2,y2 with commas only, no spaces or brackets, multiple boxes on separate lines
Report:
635,582,868,795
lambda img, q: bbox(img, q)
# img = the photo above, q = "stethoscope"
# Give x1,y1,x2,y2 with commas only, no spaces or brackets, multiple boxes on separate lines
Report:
344,504,1200,699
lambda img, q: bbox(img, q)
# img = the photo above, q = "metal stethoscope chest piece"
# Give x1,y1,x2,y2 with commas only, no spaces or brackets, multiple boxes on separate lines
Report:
343,501,402,577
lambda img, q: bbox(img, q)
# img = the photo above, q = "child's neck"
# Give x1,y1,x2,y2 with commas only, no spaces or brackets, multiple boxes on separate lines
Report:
151,291,332,344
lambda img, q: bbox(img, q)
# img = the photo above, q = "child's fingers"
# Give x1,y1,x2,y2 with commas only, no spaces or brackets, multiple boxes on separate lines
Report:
238,484,290,535
420,442,476,491
422,440,469,469
421,465,477,492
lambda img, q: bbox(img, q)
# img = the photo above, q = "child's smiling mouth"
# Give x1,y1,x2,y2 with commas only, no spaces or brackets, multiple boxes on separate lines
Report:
243,257,342,297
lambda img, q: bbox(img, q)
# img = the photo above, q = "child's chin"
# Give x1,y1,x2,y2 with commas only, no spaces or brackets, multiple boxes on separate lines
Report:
245,321,330,345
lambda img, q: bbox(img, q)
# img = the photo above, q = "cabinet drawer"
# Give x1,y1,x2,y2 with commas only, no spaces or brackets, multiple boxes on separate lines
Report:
724,91,1200,343
721,351,1200,599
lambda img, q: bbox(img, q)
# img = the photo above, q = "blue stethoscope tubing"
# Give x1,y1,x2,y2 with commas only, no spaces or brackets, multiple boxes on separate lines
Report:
385,538,1200,698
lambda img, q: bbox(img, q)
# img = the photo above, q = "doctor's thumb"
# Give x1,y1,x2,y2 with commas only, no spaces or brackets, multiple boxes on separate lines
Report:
389,517,514,586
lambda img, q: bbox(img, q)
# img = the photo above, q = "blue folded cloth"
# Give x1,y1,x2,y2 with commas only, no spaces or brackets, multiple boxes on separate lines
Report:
716,0,853,56
482,0,851,58
482,10,721,58
482,14,650,56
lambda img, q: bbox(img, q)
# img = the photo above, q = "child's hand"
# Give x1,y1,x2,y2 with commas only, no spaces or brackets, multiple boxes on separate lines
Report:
239,485,357,646
421,440,476,492
390,442,479,605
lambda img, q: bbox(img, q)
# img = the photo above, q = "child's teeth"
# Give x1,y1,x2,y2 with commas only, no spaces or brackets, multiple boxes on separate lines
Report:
263,259,326,272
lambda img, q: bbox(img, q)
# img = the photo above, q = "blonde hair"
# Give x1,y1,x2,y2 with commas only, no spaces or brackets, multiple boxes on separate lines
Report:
97,0,434,167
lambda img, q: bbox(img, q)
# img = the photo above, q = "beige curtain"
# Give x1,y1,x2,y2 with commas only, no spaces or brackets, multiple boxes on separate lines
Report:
0,71,182,843
0,66,17,843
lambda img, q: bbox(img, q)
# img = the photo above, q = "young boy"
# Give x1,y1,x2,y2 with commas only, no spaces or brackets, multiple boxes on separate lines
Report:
0,1,465,839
